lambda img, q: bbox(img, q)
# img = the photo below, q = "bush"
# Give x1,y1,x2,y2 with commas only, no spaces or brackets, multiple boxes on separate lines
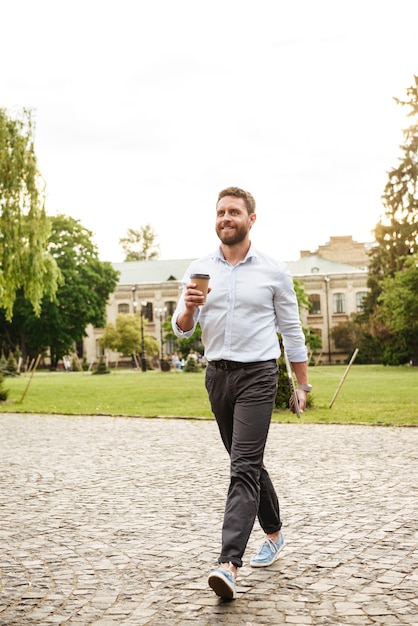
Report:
275,355,313,410
183,357,200,372
92,356,111,375
160,359,171,372
3,352,19,377
275,356,291,409
0,373,9,401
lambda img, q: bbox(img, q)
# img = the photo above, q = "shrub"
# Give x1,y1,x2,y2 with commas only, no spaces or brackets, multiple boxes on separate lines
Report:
92,356,110,375
183,357,200,372
275,355,313,410
4,352,19,376
0,373,9,401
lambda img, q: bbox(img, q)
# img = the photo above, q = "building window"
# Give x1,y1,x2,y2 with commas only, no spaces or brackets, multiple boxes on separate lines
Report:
308,294,321,314
143,302,153,322
95,339,103,358
165,301,176,316
356,291,368,312
333,293,346,314
118,303,129,314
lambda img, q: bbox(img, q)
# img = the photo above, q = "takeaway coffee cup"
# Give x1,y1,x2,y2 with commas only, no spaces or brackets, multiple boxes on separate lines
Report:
190,273,210,302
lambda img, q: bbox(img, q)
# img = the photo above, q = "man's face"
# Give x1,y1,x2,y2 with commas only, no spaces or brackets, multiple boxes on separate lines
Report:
215,196,256,246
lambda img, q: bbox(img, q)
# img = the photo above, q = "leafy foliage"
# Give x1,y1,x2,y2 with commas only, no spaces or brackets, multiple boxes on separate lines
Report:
0,215,119,367
119,225,160,261
183,356,201,372
100,313,159,358
0,108,60,319
162,316,203,360
0,373,8,401
331,317,363,354
92,355,111,375
4,352,19,376
364,75,418,363
377,254,418,364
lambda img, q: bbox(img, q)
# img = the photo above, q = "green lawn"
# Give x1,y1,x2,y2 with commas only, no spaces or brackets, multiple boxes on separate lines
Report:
1,364,417,426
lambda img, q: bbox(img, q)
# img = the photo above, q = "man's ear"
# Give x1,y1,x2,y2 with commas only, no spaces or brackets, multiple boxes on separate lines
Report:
250,213,257,228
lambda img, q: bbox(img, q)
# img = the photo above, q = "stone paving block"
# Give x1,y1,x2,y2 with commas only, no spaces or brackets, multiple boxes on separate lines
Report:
1,415,418,625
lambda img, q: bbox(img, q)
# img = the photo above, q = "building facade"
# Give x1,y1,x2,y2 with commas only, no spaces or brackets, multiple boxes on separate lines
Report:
287,255,368,364
83,238,370,366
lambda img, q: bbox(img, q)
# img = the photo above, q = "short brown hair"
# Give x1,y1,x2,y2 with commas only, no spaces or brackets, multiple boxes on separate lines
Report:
217,187,256,215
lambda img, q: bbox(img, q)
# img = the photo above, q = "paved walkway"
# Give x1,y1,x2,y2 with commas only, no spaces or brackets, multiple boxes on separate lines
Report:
0,414,417,626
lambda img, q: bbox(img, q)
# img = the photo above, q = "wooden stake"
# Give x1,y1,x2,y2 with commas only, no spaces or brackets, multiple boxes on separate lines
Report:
329,348,359,409
20,354,41,403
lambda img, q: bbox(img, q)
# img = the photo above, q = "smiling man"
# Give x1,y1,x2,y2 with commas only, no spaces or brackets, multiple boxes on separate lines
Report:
172,186,310,600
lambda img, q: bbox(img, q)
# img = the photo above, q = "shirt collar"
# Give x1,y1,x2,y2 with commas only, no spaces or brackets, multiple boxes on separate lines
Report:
212,243,261,265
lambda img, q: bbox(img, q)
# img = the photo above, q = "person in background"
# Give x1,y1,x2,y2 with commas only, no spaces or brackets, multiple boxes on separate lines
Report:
172,186,311,600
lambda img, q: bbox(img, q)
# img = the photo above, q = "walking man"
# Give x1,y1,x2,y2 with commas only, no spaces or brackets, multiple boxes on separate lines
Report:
172,186,311,599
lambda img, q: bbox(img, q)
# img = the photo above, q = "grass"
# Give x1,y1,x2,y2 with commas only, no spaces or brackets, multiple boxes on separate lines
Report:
1,364,417,426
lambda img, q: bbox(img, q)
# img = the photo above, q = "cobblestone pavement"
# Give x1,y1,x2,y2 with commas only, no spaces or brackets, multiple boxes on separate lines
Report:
0,413,417,626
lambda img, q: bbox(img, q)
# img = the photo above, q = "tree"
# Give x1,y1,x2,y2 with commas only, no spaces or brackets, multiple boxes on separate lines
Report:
100,313,160,362
163,316,203,361
376,254,418,364
0,215,119,368
119,225,160,261
0,108,60,319
363,75,418,362
331,317,363,355
367,76,418,284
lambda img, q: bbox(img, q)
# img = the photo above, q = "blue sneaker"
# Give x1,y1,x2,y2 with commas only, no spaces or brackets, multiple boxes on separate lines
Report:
250,533,285,567
208,566,237,600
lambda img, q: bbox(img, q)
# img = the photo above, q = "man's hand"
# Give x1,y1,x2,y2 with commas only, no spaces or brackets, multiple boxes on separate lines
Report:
184,281,211,311
289,389,308,414
176,283,212,333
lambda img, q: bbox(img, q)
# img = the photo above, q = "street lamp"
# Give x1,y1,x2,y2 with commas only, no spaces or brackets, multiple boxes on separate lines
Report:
324,276,332,364
156,306,167,363
140,300,147,372
132,286,147,372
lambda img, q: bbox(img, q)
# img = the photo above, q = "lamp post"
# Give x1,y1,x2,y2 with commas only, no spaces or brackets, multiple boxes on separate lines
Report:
140,300,147,372
132,287,147,372
131,287,138,369
324,276,332,364
156,306,167,363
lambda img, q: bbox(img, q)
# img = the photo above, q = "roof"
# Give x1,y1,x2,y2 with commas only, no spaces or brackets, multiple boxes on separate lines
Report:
112,259,195,285
112,254,367,286
287,254,367,277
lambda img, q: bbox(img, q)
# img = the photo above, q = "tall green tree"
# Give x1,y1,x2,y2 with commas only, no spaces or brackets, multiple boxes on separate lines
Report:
119,225,160,261
0,108,60,319
376,254,418,364
1,215,119,368
363,75,418,362
100,313,159,358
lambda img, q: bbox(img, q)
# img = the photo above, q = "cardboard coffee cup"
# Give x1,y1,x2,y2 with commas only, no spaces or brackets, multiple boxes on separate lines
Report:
190,273,210,302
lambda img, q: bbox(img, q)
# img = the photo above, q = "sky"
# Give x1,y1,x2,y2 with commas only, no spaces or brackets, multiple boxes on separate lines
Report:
2,0,418,263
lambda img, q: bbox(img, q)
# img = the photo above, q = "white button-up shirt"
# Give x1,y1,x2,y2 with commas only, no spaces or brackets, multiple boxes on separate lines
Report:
172,245,308,363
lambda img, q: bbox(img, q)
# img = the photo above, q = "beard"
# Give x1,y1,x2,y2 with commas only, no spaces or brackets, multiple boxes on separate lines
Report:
216,223,249,246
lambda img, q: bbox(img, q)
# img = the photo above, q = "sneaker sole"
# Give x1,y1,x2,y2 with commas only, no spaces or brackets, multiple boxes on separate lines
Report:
250,540,285,568
208,572,236,600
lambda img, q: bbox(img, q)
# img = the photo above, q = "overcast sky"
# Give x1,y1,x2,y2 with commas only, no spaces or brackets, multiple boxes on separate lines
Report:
2,0,418,263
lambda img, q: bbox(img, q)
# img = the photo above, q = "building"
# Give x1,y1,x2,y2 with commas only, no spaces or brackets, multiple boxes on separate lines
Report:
301,235,373,270
83,258,195,367
287,255,368,364
83,237,370,366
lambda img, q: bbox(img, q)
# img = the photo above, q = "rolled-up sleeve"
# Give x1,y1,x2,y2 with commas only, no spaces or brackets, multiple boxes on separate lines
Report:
274,270,308,363
171,281,201,339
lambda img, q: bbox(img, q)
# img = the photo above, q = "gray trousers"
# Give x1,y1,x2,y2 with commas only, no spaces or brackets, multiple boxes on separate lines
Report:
205,360,281,568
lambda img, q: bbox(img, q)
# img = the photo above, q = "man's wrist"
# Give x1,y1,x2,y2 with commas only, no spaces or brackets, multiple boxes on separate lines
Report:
297,383,312,392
